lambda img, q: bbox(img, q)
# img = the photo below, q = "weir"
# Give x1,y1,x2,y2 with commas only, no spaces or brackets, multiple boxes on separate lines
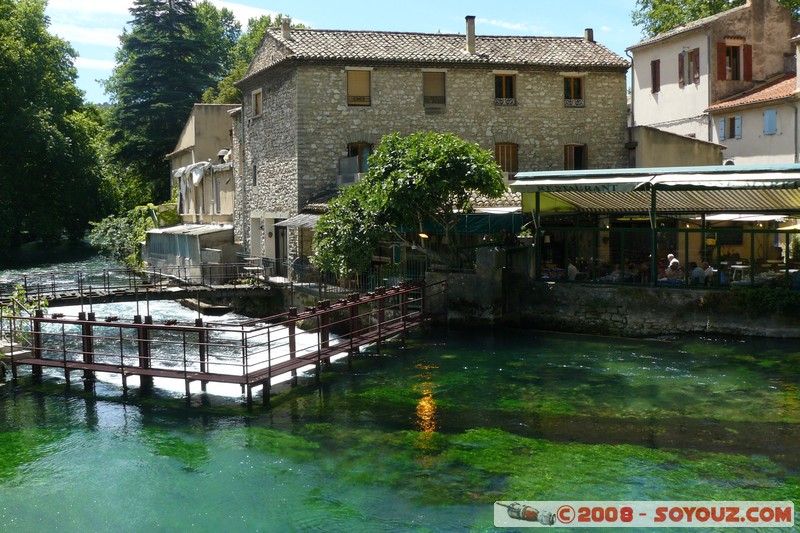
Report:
2,280,446,408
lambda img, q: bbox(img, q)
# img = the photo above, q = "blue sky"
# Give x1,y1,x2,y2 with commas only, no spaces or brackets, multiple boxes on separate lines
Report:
45,0,645,103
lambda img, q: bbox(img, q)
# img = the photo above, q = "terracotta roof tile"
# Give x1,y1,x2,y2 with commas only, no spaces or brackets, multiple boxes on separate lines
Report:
245,28,629,81
707,74,798,111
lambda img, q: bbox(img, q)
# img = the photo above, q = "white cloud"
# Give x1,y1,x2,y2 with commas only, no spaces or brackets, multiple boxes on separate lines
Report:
47,0,132,17
50,23,122,47
476,17,548,35
75,57,117,70
209,1,277,26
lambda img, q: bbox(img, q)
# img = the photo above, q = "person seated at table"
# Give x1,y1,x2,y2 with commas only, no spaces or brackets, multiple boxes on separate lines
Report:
689,261,704,285
702,261,715,285
659,262,682,284
567,259,579,281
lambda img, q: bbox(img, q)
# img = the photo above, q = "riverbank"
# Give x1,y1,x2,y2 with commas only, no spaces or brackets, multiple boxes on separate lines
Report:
0,240,97,268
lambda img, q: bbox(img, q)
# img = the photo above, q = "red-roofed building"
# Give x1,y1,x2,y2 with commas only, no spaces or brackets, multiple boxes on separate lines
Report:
627,0,800,153
707,60,800,164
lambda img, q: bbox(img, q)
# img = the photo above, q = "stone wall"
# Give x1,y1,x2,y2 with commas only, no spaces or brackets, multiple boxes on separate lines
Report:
293,63,629,196
234,51,629,257
432,270,800,338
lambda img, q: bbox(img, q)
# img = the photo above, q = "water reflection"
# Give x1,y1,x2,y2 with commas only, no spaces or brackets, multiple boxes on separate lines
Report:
413,363,438,455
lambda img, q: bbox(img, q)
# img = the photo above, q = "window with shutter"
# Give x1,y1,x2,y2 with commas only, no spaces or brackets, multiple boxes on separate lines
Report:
718,118,726,141
494,74,516,106
719,42,748,81
494,143,518,174
347,69,371,106
651,59,660,93
423,71,446,106
764,109,778,135
564,144,588,170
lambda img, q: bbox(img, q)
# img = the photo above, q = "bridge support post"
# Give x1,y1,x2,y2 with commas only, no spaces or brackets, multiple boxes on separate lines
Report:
31,309,43,379
196,318,207,393
319,300,330,369
401,285,409,344
288,307,298,386
376,287,386,354
79,312,95,382
348,294,359,368
262,382,270,406
135,315,153,390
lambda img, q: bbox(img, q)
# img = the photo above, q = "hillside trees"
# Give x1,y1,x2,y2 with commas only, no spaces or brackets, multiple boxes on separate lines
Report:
313,132,506,277
0,0,110,250
632,0,800,37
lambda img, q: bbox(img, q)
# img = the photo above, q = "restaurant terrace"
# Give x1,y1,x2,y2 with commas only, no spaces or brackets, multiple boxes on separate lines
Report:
509,164,800,287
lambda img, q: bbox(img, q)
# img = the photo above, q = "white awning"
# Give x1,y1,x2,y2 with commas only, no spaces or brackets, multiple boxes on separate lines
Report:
274,213,321,229
510,164,800,214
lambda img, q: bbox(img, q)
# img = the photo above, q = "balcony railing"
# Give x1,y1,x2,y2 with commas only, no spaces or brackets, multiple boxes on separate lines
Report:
424,95,446,106
565,98,585,108
495,98,517,106
347,95,370,106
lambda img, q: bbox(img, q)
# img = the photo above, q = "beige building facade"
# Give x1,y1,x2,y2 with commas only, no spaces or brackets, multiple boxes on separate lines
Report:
167,104,238,224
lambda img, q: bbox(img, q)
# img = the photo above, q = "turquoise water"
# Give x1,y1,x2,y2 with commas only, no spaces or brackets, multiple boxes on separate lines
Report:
1,326,799,532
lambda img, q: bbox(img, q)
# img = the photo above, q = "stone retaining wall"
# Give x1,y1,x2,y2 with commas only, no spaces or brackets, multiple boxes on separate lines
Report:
432,271,800,338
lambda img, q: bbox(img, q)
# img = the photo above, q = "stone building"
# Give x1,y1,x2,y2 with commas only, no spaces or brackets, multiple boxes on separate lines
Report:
232,16,630,273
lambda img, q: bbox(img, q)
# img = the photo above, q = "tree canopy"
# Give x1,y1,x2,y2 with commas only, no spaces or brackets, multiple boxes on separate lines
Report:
632,0,800,37
312,132,506,277
105,0,225,201
0,0,110,249
203,14,301,104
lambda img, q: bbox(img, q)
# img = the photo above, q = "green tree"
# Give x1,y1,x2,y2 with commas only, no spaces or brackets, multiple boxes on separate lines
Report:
105,0,218,201
0,0,109,249
204,14,301,104
195,1,240,82
313,132,505,277
632,0,800,37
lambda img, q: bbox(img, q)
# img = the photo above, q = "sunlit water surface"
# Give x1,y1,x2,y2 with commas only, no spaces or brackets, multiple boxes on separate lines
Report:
1,259,799,531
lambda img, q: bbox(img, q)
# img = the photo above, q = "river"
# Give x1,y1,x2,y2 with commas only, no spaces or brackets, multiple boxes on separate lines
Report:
1,256,798,531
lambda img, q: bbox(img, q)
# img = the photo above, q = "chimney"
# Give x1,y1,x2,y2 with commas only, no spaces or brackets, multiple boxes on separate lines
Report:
282,20,291,40
584,28,594,43
466,15,476,54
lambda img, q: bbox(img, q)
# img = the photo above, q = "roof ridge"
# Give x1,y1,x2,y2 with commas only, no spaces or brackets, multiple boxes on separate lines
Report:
268,27,588,40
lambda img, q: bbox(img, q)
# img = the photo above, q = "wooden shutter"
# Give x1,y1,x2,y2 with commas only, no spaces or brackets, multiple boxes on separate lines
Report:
651,60,660,93
692,48,701,84
764,109,778,135
717,42,727,80
347,70,370,106
718,118,726,141
743,44,753,82
734,116,742,139
678,52,685,88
